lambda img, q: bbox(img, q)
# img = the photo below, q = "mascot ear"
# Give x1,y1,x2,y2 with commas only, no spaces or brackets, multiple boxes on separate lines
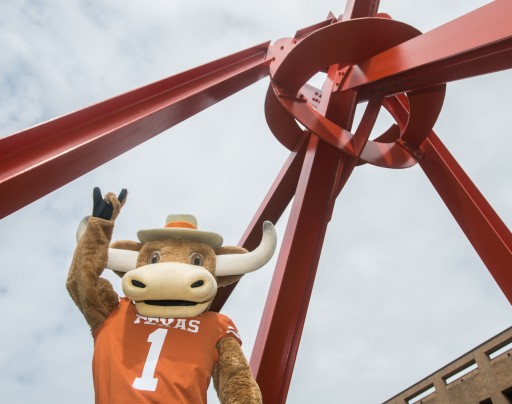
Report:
214,246,247,288
110,240,143,251
109,240,143,278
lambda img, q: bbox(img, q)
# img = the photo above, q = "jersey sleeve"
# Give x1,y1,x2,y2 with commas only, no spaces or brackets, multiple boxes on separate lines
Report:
217,313,242,346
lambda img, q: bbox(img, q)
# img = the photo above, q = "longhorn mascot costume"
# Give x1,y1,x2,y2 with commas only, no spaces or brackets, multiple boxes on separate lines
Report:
67,188,276,403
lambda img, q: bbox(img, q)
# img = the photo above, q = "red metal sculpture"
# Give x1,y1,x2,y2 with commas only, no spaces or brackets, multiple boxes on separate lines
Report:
1,0,511,402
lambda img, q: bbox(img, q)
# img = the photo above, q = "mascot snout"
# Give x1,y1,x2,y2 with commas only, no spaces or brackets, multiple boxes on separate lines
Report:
122,263,218,318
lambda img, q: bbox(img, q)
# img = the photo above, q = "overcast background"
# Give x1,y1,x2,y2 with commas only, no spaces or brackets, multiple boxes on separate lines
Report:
1,1,511,403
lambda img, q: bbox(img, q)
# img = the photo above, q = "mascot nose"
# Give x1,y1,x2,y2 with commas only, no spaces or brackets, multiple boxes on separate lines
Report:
131,279,146,288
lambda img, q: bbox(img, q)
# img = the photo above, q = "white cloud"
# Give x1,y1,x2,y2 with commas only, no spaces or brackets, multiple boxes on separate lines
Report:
1,0,510,403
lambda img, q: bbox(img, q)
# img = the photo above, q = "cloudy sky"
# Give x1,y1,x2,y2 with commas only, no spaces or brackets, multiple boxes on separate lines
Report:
1,1,510,403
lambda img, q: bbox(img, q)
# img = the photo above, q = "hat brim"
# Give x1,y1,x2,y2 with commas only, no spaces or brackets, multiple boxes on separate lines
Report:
137,228,223,248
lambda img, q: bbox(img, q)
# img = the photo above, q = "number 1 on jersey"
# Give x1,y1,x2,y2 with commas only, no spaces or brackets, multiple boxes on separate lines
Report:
132,328,168,391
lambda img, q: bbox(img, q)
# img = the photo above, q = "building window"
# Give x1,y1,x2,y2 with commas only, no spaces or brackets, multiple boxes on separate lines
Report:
502,386,512,403
487,338,512,360
406,385,436,404
443,360,478,385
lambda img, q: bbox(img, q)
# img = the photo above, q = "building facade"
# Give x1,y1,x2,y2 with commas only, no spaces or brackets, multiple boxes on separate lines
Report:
384,327,512,404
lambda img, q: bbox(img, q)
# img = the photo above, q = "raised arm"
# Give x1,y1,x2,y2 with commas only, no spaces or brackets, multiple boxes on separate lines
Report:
66,188,126,333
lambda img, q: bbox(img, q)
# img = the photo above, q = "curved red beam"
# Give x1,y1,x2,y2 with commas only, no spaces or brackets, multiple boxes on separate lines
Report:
265,17,446,169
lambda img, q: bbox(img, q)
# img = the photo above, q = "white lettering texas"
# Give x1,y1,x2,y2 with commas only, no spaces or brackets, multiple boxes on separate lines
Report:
134,315,200,333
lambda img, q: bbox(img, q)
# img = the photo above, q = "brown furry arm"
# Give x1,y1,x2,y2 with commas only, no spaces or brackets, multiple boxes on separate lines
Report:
66,216,119,332
213,337,262,404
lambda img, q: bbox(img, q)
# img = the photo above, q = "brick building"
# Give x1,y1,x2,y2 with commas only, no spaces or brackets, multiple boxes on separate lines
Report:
384,327,512,404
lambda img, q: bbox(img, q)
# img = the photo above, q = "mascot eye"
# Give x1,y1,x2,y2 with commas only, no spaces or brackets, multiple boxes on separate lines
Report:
148,251,161,264
190,252,204,266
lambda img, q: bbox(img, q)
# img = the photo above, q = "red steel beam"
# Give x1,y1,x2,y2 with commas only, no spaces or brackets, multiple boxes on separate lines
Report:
341,0,380,21
250,134,345,403
237,134,309,251
294,15,337,40
419,132,512,303
342,0,512,99
210,135,309,312
384,94,512,303
250,3,383,400
0,43,270,218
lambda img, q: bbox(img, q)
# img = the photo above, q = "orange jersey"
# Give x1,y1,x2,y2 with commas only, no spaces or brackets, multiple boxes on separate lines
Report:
92,298,242,403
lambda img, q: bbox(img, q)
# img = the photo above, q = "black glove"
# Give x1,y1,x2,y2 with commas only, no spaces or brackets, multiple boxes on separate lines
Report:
92,187,127,220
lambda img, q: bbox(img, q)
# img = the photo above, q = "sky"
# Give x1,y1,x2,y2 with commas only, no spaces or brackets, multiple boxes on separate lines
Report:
0,1,510,403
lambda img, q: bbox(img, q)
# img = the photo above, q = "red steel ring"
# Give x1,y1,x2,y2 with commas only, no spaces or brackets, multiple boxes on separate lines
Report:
265,17,446,168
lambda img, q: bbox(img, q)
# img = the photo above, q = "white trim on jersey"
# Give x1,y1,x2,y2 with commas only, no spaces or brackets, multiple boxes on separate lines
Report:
226,326,241,340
